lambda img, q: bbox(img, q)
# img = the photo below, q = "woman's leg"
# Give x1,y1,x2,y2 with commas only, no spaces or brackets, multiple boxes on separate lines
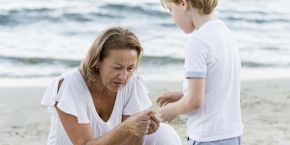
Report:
143,123,182,145
120,135,143,145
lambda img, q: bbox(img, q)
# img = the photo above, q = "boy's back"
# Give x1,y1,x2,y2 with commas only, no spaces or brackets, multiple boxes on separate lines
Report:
158,0,243,144
183,19,243,141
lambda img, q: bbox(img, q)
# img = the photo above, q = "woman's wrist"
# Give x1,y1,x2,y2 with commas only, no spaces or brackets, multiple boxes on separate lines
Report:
120,120,132,135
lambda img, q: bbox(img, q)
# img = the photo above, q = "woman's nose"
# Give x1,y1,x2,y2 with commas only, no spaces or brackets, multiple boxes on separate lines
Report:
118,70,129,81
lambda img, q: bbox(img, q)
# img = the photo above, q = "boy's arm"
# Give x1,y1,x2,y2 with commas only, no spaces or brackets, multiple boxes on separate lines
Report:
159,78,205,121
156,91,183,106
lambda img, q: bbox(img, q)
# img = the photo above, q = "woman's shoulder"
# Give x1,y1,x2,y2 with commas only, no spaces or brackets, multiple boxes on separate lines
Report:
41,68,90,123
41,68,87,106
58,68,79,81
59,68,86,90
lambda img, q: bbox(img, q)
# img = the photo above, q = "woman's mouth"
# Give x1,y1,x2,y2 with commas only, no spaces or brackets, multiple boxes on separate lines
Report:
113,82,123,87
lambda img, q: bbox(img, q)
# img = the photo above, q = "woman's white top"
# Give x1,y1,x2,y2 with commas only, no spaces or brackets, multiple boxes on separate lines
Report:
41,68,152,145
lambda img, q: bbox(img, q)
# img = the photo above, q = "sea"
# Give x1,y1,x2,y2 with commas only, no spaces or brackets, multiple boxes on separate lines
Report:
1,0,290,81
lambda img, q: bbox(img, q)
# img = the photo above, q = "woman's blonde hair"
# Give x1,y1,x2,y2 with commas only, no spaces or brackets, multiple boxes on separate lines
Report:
80,27,143,82
162,0,218,15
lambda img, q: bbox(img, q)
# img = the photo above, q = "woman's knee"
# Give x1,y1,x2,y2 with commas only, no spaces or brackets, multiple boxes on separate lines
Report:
143,123,182,145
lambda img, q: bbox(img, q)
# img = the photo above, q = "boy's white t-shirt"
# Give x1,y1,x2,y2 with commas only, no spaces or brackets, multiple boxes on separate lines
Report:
41,68,152,145
183,19,243,142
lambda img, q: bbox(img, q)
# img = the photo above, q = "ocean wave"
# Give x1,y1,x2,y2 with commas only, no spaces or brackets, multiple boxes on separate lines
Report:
242,61,290,68
0,73,62,78
0,8,60,26
2,54,289,68
218,8,290,24
141,56,184,65
1,55,290,78
219,9,289,17
7,7,55,14
0,0,289,79
223,16,290,24
2,2,289,27
0,11,119,26
100,3,169,17
159,23,176,28
0,55,184,67
0,55,80,67
0,3,170,26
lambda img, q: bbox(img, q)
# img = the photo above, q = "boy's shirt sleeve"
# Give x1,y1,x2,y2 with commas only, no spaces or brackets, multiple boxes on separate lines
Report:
184,36,208,79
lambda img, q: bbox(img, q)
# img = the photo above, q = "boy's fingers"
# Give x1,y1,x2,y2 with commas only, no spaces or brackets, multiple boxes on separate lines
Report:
156,97,164,103
156,97,161,103
161,101,168,107
157,99,163,106
159,99,168,107
164,102,169,106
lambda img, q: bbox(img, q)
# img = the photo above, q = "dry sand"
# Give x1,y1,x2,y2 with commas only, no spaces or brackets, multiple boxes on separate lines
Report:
0,78,290,145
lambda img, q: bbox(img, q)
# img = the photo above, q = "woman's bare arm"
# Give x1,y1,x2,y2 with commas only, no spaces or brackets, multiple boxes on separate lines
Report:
56,107,151,145
55,80,150,145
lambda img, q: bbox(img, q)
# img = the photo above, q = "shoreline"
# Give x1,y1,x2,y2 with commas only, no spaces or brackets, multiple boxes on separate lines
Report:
0,78,290,144
2,67,290,87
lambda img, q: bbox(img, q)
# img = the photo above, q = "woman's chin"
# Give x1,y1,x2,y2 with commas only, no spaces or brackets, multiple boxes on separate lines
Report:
109,86,122,92
183,28,194,34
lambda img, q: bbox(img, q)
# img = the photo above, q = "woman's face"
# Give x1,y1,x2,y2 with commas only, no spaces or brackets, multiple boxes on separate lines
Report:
97,49,138,92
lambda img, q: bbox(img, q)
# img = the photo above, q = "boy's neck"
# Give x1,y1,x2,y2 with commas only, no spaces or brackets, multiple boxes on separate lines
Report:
192,12,216,31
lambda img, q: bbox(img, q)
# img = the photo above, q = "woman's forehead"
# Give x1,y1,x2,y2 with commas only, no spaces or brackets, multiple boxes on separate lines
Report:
106,49,137,56
103,49,138,63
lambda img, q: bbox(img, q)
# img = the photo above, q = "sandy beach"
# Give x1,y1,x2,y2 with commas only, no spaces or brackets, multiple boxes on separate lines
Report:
0,78,290,145
1,0,289,144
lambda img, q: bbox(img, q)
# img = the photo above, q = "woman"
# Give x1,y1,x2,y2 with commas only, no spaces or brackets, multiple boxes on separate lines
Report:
41,27,182,145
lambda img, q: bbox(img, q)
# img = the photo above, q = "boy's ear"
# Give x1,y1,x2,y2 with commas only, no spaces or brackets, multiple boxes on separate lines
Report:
181,0,190,11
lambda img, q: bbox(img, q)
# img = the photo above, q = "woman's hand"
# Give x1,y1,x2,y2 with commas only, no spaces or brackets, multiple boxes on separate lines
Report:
146,112,160,135
156,91,183,107
123,110,151,137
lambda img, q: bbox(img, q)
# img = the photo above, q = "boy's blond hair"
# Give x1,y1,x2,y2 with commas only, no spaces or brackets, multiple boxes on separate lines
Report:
162,0,218,15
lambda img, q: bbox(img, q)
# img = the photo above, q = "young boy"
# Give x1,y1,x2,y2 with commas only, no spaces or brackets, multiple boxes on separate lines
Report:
157,0,243,144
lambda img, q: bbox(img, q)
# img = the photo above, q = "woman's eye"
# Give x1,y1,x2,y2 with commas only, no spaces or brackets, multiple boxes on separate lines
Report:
113,67,121,70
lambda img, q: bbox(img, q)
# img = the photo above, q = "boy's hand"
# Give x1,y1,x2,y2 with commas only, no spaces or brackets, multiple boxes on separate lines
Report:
158,104,177,122
156,91,183,107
